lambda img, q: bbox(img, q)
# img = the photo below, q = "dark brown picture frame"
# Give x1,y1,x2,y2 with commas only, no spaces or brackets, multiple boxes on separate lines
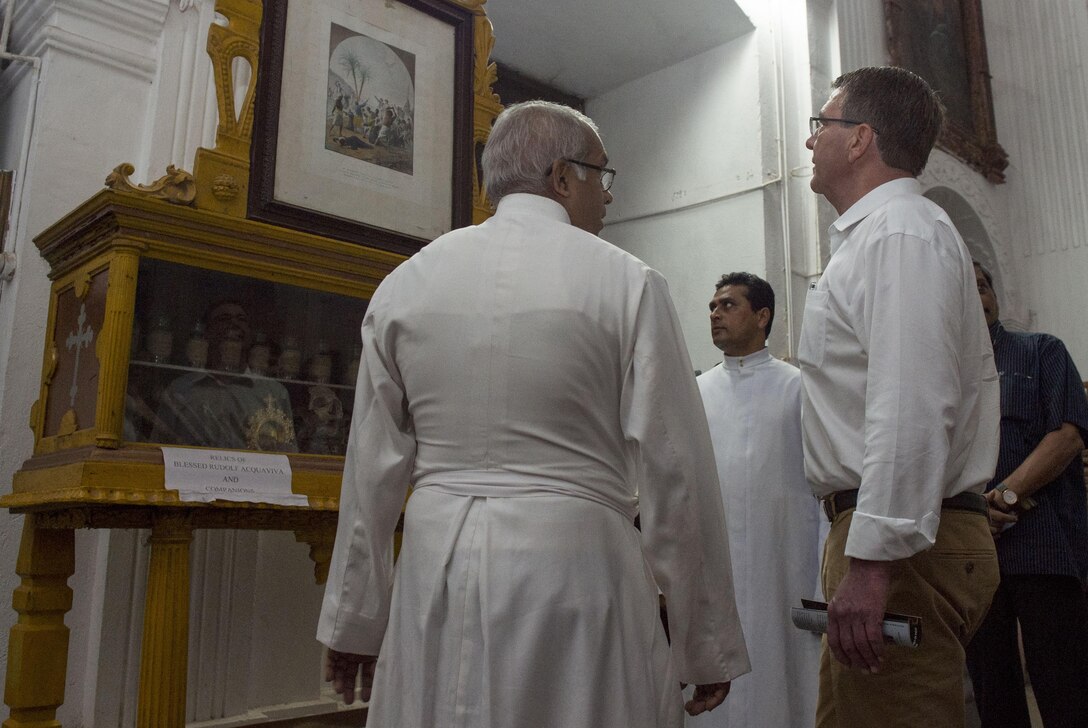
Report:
250,0,475,256
885,0,1008,183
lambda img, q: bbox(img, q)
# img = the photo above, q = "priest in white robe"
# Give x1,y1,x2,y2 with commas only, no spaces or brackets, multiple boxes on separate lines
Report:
688,272,822,728
317,101,750,728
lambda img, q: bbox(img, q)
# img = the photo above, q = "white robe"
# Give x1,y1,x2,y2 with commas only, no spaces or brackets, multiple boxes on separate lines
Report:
318,194,750,728
689,350,822,728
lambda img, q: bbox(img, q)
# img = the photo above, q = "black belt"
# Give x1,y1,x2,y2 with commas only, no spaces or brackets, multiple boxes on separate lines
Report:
821,489,988,523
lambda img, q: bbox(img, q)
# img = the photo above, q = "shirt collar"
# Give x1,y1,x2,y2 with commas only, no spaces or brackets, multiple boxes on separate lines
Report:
829,178,921,254
721,347,771,371
988,320,1006,345
494,193,571,226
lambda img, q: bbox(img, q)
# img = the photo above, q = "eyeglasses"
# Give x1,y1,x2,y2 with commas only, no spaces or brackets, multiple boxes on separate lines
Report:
561,158,616,191
809,117,881,136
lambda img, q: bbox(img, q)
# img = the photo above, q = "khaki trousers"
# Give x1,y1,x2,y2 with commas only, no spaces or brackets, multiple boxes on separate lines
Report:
816,509,999,728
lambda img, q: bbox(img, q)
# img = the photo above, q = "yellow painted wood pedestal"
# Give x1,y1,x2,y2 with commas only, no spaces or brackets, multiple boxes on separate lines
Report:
1,505,338,728
136,514,193,728
2,516,73,728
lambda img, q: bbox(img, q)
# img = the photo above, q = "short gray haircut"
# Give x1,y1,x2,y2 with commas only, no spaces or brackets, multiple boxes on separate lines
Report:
482,101,601,204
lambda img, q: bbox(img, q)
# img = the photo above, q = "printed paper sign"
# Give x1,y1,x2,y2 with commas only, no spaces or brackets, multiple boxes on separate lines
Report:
162,447,306,506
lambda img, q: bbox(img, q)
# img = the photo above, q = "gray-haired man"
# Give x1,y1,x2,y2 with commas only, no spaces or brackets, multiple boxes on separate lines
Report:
318,101,750,728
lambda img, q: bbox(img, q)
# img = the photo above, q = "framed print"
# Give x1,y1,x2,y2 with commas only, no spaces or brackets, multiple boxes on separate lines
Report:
885,0,1008,183
250,0,474,255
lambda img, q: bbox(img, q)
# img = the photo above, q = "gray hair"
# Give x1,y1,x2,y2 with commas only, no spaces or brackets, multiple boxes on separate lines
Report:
482,101,601,204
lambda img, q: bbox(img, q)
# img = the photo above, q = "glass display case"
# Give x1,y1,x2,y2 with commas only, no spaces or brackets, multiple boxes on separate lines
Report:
125,259,366,456
7,187,401,508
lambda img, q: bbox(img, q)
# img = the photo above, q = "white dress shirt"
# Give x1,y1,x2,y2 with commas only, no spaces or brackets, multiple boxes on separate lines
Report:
798,178,999,561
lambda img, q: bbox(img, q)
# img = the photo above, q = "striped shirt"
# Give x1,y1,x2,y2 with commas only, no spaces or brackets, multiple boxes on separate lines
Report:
989,321,1088,579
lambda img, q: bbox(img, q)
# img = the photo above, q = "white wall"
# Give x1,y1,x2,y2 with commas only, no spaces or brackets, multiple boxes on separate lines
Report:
982,0,1088,368
590,0,821,370
588,32,776,370
605,196,767,372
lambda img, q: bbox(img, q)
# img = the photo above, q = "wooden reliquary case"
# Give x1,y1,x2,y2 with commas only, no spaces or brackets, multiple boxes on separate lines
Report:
6,188,398,511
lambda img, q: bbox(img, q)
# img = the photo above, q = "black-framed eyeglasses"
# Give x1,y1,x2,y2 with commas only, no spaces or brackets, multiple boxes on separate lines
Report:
560,158,616,191
809,117,881,136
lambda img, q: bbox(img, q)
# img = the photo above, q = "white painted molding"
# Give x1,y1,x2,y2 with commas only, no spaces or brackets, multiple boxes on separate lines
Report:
136,0,216,176
920,148,1028,328
13,0,169,43
8,0,169,76
920,149,1002,251
37,24,159,80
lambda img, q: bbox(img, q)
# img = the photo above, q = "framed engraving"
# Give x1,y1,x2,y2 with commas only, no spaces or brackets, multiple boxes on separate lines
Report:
250,0,475,254
885,0,1008,183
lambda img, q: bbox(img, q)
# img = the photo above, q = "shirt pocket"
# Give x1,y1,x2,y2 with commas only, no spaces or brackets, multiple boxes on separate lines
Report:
798,289,829,368
999,371,1041,445
999,371,1038,422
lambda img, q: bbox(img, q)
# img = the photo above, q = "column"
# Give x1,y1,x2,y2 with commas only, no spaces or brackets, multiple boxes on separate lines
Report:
136,512,192,728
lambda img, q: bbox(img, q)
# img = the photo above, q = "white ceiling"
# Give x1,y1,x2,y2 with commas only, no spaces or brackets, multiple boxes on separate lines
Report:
484,0,755,99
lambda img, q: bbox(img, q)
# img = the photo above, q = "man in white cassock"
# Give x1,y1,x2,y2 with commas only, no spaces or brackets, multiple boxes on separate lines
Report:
687,272,822,728
316,101,750,728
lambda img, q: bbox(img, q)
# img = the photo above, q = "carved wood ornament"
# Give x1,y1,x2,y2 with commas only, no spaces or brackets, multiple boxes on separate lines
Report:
105,0,500,223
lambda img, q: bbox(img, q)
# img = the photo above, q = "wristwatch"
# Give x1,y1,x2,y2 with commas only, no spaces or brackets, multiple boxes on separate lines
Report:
994,482,1019,508
994,482,1036,511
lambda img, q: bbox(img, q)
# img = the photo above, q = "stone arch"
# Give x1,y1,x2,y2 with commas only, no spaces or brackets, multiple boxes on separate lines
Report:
920,150,1027,328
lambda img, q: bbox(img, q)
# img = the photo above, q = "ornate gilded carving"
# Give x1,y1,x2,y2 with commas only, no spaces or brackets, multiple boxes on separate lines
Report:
57,409,78,437
193,0,262,216
28,399,41,435
73,272,92,299
451,0,502,223
43,343,57,385
211,173,240,202
105,163,197,206
471,13,500,107
206,1,261,157
295,527,336,585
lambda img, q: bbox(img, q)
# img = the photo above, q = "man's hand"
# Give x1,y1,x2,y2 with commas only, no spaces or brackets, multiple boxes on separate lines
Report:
984,490,1017,537
685,681,730,716
324,647,378,704
827,558,892,673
